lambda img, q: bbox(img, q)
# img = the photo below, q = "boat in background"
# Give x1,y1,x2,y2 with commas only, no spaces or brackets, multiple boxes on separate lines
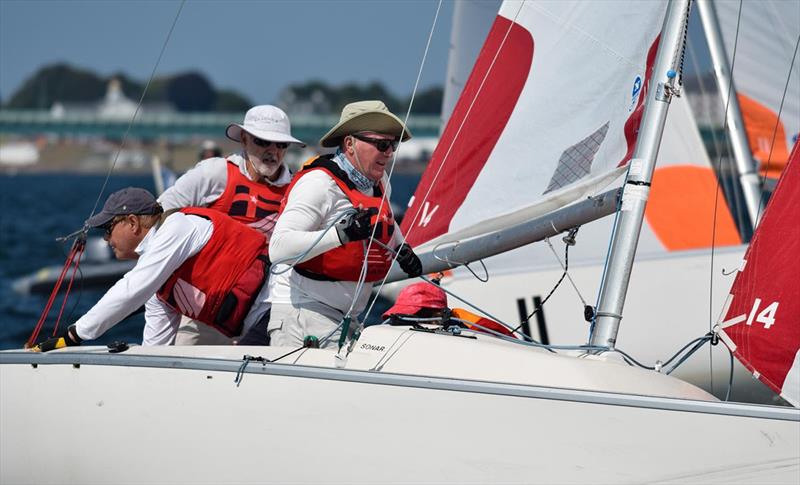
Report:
1,1,798,483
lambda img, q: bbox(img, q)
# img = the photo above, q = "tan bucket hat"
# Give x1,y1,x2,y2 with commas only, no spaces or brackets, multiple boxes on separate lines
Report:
319,100,412,148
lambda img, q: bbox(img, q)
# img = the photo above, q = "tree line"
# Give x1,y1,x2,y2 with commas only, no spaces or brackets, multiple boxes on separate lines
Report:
3,63,443,115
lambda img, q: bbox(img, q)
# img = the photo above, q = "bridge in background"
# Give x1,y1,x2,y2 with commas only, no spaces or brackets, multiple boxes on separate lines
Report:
0,110,442,142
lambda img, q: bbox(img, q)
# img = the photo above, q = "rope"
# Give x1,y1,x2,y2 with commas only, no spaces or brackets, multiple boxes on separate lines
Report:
675,0,693,87
417,274,538,344
508,242,571,335
26,237,85,346
755,30,800,215
545,237,587,306
268,208,357,275
28,1,186,347
361,0,529,326
706,0,744,394
86,0,185,221
51,243,86,337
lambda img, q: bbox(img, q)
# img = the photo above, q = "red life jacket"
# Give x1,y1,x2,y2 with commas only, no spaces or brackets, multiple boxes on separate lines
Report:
208,159,287,240
280,156,395,282
156,208,269,337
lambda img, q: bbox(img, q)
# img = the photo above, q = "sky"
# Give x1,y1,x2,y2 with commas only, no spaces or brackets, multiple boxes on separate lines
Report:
0,0,456,105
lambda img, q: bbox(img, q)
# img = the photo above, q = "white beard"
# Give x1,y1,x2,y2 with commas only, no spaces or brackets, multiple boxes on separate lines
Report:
248,152,281,179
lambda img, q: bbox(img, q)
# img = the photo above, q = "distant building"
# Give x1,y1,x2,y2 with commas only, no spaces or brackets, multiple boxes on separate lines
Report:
50,78,174,120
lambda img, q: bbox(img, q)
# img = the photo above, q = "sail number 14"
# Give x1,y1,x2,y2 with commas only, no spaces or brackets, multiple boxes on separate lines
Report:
722,297,779,330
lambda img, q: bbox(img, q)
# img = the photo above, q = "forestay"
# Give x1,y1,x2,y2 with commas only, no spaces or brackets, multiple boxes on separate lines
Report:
401,0,668,250
717,141,800,407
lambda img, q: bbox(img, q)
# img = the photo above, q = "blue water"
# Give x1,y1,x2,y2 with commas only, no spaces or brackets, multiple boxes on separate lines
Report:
0,173,419,350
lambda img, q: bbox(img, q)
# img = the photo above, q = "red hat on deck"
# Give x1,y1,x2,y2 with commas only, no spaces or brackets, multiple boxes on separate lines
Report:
382,282,447,320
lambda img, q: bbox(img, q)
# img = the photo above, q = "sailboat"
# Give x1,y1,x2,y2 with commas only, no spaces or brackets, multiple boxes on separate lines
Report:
1,1,798,483
401,0,799,403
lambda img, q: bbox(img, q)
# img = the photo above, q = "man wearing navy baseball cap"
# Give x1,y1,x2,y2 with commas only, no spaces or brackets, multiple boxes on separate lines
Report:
32,187,272,351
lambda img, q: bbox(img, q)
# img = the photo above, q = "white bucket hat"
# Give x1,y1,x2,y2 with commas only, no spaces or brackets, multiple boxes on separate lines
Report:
226,105,306,147
319,100,412,148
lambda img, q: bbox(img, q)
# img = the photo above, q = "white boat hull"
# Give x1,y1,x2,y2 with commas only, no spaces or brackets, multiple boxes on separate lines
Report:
2,326,798,484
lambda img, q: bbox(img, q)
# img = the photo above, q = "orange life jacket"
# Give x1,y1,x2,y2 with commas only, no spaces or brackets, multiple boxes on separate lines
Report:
280,155,395,282
156,208,269,337
208,160,287,239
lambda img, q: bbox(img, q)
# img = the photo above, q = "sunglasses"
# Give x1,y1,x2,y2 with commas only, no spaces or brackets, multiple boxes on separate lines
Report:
102,217,124,238
352,134,399,153
250,136,289,150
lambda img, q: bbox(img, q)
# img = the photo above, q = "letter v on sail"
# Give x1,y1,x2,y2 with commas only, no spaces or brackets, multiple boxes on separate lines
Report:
401,1,667,252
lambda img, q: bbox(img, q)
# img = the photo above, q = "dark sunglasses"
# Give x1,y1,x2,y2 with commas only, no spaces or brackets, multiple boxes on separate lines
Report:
250,137,289,150
102,217,124,238
352,134,399,153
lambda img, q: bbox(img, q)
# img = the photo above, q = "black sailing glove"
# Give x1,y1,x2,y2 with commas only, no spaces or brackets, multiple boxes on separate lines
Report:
396,243,423,278
335,208,378,244
31,324,82,353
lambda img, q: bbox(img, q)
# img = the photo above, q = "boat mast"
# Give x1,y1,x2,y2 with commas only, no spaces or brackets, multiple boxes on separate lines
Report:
590,0,694,350
696,0,762,228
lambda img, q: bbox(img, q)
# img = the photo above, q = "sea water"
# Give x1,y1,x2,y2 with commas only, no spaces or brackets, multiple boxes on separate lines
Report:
0,173,419,350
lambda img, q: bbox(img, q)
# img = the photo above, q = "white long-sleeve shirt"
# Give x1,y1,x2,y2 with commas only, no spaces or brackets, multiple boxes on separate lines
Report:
157,153,292,211
73,214,220,346
267,166,402,316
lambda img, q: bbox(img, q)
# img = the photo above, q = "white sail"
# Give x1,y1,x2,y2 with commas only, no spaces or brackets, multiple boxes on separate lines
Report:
715,0,800,177
402,1,667,250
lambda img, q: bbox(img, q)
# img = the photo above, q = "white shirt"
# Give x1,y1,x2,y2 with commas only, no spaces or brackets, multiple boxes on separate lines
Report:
157,153,292,211
74,213,214,345
268,164,402,316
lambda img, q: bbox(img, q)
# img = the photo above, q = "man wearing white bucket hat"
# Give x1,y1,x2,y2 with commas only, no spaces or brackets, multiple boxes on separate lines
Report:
266,100,423,348
158,105,305,345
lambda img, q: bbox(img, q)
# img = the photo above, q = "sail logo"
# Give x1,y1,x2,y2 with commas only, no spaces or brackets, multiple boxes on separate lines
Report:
417,201,439,227
629,76,642,112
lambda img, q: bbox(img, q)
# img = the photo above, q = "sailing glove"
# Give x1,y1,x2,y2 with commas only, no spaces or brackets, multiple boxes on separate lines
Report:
396,243,423,278
336,208,378,244
31,324,82,353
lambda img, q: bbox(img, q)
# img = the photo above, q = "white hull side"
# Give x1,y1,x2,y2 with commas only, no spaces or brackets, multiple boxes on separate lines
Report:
2,328,798,484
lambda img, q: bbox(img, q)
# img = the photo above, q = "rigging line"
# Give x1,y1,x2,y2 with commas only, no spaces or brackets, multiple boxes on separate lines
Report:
755,30,800,216
428,240,490,282
399,1,527,240
673,0,693,87
544,237,587,306
86,0,186,221
363,0,527,326
687,21,724,397
355,0,443,322
418,274,539,344
512,242,570,333
708,0,743,358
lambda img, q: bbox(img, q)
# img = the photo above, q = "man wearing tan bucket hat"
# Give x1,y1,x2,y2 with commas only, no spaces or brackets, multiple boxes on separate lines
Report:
265,100,423,348
158,105,305,345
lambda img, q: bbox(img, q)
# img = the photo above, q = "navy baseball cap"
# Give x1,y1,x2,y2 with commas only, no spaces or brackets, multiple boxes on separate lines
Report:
85,187,162,228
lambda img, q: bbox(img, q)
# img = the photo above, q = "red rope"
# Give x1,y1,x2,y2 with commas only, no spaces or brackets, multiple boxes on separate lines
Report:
27,238,85,347
51,243,85,337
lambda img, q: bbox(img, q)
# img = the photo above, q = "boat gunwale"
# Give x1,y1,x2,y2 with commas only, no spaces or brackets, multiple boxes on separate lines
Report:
2,350,797,422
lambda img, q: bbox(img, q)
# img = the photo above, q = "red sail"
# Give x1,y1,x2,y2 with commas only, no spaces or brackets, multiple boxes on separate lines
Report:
718,141,800,406
400,15,534,247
